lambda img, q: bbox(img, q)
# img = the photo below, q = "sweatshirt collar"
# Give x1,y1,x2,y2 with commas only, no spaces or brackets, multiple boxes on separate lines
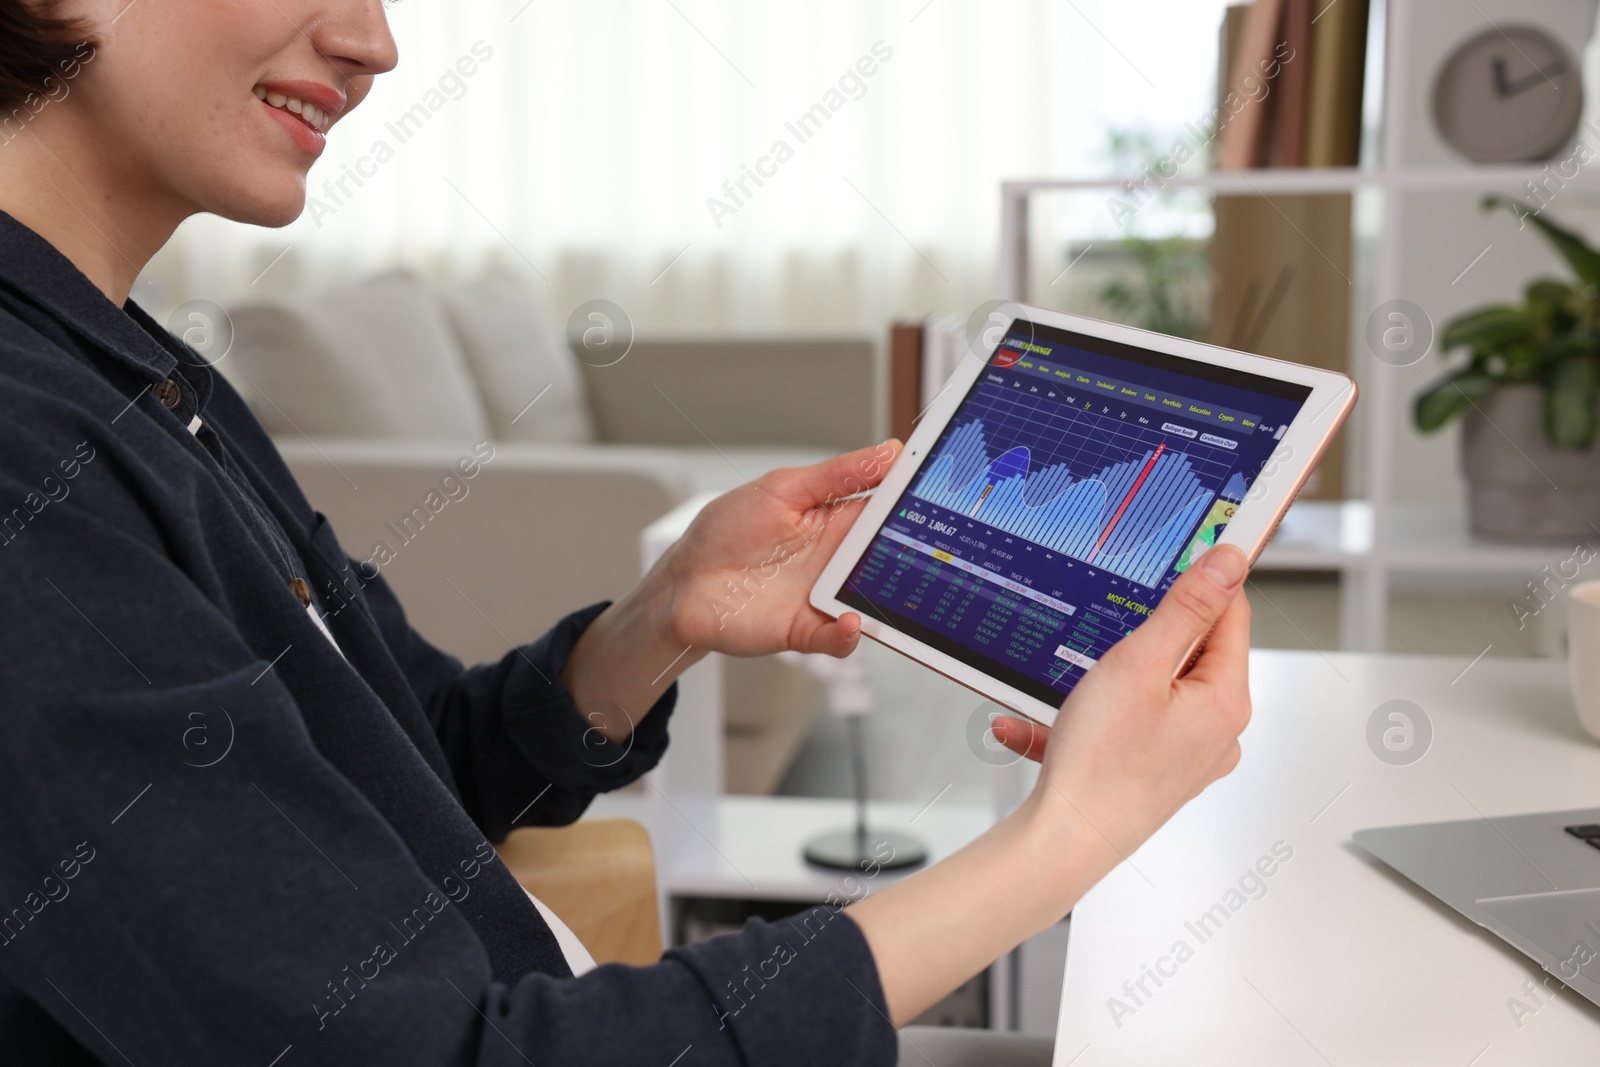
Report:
0,207,178,384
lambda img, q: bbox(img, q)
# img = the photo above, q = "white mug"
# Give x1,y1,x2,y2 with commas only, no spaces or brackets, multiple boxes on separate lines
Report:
1569,581,1600,742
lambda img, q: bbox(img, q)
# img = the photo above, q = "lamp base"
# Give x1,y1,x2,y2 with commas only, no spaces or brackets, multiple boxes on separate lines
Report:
802,828,928,871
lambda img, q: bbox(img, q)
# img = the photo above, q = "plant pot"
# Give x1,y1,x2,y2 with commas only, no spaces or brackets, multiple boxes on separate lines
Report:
1460,384,1600,543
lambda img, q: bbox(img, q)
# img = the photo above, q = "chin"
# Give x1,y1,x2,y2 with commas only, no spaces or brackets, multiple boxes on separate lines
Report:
210,179,312,229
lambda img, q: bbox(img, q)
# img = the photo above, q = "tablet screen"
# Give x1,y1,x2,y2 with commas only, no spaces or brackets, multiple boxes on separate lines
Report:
840,318,1312,707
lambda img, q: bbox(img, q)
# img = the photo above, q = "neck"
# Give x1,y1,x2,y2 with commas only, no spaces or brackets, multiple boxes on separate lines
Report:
0,111,189,306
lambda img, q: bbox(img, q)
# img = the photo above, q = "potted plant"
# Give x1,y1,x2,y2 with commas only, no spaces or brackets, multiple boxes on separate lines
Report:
1413,197,1600,543
1096,235,1209,341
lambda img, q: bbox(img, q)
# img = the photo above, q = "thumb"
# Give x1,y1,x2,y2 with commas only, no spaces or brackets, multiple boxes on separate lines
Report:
1122,544,1248,675
804,612,864,658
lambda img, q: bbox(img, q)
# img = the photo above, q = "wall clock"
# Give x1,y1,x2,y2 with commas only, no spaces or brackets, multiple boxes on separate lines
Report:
1432,24,1584,163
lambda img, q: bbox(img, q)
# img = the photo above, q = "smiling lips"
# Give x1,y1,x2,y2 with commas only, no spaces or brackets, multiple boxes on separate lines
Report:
253,81,347,158
253,84,331,132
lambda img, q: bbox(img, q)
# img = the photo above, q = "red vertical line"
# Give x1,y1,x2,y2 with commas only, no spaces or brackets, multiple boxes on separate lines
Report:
1087,443,1166,563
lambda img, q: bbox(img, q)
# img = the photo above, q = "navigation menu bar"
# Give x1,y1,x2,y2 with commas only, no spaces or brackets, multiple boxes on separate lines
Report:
997,349,1263,433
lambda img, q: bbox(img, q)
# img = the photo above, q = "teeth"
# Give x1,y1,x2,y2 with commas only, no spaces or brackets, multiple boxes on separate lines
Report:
253,86,330,132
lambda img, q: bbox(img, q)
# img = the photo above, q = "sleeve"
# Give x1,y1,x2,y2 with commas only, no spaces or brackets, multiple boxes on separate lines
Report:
0,411,899,1065
491,908,899,1066
356,570,675,839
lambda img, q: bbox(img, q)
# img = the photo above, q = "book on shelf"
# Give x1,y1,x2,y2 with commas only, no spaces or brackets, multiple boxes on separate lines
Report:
888,321,925,444
1305,0,1369,168
1267,0,1313,168
1218,4,1250,119
1217,0,1368,170
1216,0,1285,170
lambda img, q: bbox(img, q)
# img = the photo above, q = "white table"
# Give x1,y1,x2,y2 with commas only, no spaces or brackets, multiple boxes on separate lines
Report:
1054,649,1600,1065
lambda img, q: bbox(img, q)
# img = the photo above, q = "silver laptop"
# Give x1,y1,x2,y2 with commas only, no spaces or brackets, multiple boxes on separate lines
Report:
1355,809,1600,1006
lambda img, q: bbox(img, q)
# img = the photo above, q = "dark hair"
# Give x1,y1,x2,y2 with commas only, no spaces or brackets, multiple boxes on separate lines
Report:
0,1,92,113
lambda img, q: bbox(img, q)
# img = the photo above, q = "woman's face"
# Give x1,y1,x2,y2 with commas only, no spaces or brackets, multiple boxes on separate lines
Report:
60,0,397,226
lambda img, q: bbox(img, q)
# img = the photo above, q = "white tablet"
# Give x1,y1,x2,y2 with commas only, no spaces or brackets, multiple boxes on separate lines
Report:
810,304,1356,726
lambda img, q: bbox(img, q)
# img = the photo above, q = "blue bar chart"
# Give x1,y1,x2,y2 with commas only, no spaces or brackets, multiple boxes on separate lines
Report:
908,389,1238,587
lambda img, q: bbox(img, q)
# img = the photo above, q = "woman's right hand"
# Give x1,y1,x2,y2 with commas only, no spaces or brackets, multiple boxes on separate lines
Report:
995,543,1254,879
847,544,1253,1026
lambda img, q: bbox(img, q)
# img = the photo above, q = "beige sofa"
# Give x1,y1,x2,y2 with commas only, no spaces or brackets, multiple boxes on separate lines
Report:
223,272,879,793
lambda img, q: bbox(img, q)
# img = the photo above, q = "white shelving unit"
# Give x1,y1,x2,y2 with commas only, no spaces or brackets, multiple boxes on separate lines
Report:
996,0,1600,652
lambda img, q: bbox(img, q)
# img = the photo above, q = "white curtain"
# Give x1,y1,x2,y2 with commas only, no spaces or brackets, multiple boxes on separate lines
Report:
141,0,1231,334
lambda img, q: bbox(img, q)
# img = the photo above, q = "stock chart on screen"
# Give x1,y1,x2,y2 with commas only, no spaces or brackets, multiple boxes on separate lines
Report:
841,321,1309,705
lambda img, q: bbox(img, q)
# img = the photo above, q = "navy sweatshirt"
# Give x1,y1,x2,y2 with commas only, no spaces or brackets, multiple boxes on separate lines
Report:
0,210,896,1066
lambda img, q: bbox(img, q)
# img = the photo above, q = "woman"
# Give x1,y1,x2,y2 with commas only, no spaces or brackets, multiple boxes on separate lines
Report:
0,1,1253,1063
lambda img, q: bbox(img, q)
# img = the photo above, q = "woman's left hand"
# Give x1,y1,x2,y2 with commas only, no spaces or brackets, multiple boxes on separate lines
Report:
657,439,901,659
561,439,900,740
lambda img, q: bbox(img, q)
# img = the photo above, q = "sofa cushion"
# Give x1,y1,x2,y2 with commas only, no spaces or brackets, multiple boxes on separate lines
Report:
577,337,876,451
229,273,491,441
437,272,596,445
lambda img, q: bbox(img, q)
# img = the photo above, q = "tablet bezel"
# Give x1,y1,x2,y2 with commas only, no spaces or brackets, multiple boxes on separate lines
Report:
809,303,1357,727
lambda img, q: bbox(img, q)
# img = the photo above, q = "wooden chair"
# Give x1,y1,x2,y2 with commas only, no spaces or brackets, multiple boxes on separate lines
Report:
494,818,663,966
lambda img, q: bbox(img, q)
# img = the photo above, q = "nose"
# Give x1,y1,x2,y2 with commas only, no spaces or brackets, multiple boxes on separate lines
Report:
311,0,400,85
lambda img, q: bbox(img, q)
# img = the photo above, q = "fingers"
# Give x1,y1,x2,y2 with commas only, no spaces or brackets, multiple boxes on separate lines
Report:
1183,592,1252,789
804,612,863,658
1121,545,1248,676
776,439,902,511
992,715,1050,763
1181,589,1251,691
